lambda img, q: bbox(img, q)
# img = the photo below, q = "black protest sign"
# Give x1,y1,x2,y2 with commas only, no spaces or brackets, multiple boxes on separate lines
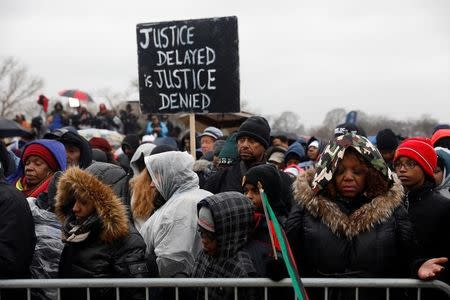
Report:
136,16,240,114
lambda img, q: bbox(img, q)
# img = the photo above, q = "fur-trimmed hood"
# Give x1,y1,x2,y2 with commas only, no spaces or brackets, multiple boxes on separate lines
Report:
55,166,129,242
293,170,404,239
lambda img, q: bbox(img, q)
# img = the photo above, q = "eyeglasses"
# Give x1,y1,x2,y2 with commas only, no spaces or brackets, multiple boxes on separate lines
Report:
394,160,418,171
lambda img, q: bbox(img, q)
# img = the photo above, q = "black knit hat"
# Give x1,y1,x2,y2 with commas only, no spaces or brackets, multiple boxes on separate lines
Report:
376,129,399,151
236,116,271,149
243,164,288,217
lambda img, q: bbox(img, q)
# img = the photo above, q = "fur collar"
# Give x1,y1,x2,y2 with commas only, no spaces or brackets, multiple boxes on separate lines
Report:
293,170,404,239
55,167,129,242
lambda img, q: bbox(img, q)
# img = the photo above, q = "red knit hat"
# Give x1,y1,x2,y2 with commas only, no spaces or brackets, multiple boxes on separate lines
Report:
431,129,450,146
22,143,59,171
89,137,112,153
394,137,437,178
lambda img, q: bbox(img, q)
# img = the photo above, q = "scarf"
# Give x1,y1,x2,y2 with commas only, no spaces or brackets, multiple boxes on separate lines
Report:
62,213,101,243
16,174,53,198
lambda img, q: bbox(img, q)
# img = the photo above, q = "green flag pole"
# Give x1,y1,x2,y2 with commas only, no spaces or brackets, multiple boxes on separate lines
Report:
259,188,309,300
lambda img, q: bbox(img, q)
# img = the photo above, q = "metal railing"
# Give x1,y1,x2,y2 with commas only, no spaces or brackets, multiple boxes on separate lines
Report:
0,278,449,300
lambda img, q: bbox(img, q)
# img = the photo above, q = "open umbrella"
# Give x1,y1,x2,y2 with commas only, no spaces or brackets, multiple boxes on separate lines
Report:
58,89,94,103
0,117,31,138
78,128,124,150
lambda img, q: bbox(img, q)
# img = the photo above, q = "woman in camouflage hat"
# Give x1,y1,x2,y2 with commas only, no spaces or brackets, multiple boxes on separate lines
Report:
286,133,445,300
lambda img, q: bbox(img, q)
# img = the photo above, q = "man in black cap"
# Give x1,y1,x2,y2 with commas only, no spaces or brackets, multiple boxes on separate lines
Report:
204,116,271,193
376,128,399,169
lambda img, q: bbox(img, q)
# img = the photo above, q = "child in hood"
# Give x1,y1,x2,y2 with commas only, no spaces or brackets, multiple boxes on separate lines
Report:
192,192,258,300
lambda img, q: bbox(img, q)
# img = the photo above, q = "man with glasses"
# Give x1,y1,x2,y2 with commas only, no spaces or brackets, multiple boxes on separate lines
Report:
393,137,450,298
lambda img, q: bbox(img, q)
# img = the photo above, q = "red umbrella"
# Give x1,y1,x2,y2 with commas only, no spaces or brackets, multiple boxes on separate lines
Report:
58,89,94,103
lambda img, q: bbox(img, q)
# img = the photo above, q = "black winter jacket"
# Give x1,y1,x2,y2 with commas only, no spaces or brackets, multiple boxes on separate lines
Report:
0,179,36,300
55,166,149,300
406,181,450,299
286,172,416,300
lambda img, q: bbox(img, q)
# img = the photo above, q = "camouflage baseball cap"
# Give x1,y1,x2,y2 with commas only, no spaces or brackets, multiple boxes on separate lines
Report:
312,133,394,193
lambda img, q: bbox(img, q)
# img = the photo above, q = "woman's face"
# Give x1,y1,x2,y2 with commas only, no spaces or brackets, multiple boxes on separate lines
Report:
307,146,320,161
334,151,368,200
65,144,81,166
243,183,262,211
72,198,96,222
24,155,52,187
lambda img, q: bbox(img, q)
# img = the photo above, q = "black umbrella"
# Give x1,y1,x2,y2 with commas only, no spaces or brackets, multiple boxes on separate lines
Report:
0,117,31,138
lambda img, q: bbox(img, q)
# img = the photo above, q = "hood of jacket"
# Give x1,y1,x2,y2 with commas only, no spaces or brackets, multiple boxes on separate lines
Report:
436,147,450,191
45,128,92,169
312,133,395,193
294,133,403,239
198,192,254,259
293,169,404,239
9,139,67,184
144,151,199,201
284,141,305,163
55,166,129,242
130,143,156,176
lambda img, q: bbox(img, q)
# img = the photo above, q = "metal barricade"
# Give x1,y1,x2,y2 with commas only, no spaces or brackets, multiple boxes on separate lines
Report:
0,278,449,300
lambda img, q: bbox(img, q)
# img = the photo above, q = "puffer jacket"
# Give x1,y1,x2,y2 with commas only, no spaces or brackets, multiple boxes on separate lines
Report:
405,180,450,298
286,134,417,300
55,165,149,300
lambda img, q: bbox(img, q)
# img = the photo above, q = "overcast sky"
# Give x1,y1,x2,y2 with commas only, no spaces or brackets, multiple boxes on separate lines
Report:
1,0,449,127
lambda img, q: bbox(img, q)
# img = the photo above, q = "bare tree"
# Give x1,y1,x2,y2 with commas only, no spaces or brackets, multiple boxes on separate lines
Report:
0,57,44,117
95,87,134,110
270,111,305,137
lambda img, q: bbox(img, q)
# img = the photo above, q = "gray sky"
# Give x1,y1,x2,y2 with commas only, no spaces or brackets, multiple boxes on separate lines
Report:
1,0,449,128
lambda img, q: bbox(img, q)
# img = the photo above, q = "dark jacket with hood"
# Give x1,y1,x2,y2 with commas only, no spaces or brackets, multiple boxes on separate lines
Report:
44,127,92,169
55,165,149,300
242,164,290,276
286,134,416,300
285,141,306,163
192,192,258,300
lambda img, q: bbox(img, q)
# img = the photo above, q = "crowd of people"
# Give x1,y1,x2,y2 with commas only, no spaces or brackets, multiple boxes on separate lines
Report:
1,110,450,300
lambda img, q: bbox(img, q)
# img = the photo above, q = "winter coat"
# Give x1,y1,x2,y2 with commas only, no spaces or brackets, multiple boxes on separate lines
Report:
0,178,36,300
0,179,36,279
204,160,245,193
405,181,450,288
139,151,212,277
55,166,149,300
286,134,417,300
27,197,64,300
192,192,258,300
146,121,168,137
